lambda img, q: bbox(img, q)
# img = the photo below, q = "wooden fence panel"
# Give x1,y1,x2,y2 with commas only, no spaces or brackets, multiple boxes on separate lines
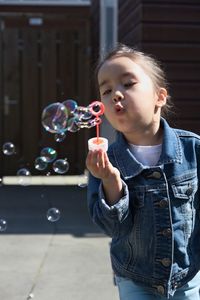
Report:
21,29,40,172
0,9,91,175
2,29,21,175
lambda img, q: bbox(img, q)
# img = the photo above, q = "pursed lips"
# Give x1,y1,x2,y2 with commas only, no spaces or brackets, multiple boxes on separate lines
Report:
114,102,125,114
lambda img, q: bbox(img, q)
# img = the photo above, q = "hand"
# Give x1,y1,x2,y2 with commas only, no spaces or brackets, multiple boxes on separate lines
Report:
86,149,120,181
86,149,123,205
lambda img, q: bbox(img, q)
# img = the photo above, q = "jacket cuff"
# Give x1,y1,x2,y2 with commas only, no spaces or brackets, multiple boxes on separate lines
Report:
98,180,129,222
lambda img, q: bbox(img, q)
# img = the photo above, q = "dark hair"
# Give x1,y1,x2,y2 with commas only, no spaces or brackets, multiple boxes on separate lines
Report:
95,44,173,120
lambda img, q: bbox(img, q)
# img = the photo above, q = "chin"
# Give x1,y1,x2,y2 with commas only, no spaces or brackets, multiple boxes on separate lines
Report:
115,126,133,135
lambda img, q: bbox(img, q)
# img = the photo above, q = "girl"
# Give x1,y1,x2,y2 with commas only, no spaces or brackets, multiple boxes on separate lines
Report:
86,44,200,299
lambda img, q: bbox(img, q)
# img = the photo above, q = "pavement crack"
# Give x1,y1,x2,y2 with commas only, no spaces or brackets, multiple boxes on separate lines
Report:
26,230,56,300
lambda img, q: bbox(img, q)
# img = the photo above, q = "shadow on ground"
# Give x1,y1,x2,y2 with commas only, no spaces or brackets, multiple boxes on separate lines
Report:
0,185,103,237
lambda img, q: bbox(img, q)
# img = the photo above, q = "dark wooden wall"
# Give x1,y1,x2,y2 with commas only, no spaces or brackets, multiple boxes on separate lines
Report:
90,0,100,67
0,5,91,176
91,0,200,133
118,0,200,133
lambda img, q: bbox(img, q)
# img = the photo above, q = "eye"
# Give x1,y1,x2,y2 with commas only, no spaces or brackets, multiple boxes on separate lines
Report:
102,88,111,96
124,82,136,88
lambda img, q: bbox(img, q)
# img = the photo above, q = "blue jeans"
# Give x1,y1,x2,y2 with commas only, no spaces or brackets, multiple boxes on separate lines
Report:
115,272,200,300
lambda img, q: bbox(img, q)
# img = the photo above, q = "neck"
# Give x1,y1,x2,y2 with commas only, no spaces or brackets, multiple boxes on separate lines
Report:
124,120,163,146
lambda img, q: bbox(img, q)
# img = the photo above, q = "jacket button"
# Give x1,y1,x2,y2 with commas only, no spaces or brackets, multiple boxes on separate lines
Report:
152,171,162,179
146,171,162,179
161,258,171,267
156,285,165,295
159,199,168,208
162,228,172,237
186,187,193,196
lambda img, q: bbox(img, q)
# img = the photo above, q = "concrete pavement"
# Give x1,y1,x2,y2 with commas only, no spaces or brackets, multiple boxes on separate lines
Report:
0,185,118,300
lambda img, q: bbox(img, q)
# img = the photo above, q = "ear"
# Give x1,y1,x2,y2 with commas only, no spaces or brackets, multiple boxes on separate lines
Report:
156,88,167,108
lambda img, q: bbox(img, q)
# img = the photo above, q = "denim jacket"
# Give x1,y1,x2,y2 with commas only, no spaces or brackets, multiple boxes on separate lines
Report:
87,118,200,298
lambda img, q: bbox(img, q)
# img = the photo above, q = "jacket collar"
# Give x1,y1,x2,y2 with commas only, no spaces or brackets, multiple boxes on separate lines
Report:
109,118,183,179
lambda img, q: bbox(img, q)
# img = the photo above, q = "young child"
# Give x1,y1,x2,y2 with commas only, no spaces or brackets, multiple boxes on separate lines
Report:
86,44,200,299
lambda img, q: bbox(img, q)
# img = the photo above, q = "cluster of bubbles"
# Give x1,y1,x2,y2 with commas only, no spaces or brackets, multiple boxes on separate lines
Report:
1,143,72,229
0,99,104,232
2,143,70,179
34,147,69,174
41,99,104,141
0,146,66,230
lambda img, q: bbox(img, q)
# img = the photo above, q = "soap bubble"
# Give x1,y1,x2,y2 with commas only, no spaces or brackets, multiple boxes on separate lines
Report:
55,132,66,142
73,106,95,129
66,117,80,133
2,142,16,155
17,168,31,186
47,207,60,222
42,102,68,133
0,219,7,232
76,105,88,116
76,117,99,129
34,157,48,171
53,159,69,174
40,147,57,163
77,175,88,188
62,99,78,116
79,110,93,121
17,168,31,176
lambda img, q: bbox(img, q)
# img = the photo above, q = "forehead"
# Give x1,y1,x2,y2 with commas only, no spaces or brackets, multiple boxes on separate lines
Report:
98,56,147,82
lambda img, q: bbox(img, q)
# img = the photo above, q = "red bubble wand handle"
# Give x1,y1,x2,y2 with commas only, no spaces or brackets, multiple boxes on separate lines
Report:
88,101,108,151
89,101,105,143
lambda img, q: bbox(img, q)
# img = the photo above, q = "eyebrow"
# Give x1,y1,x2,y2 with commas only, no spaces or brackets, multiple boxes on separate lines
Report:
99,72,137,88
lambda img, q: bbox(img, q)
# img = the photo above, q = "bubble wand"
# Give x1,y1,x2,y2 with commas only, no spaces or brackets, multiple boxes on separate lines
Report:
88,101,108,151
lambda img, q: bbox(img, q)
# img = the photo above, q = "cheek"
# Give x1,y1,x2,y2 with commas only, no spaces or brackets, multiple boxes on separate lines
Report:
100,97,109,108
103,106,113,120
101,98,111,109
133,88,156,107
104,106,111,116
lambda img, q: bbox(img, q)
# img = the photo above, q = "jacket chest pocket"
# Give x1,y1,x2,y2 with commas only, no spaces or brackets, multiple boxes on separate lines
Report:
171,178,197,235
171,178,197,209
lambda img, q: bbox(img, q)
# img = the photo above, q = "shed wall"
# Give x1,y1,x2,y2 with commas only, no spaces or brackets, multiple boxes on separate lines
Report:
118,0,200,133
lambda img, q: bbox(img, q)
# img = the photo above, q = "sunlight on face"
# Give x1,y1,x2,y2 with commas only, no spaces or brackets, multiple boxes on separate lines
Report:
97,56,167,144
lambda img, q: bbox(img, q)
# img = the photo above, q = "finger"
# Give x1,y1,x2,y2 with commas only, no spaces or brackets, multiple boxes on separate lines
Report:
90,150,99,166
86,151,92,167
86,150,96,169
103,151,110,167
97,149,105,168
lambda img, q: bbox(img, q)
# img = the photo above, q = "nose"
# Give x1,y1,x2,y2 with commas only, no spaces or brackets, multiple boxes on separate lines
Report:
112,90,124,103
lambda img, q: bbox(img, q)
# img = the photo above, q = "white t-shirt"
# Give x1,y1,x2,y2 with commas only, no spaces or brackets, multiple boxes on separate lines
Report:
129,143,162,167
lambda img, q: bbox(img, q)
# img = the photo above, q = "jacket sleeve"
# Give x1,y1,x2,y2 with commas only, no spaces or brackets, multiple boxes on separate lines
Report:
87,172,133,237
